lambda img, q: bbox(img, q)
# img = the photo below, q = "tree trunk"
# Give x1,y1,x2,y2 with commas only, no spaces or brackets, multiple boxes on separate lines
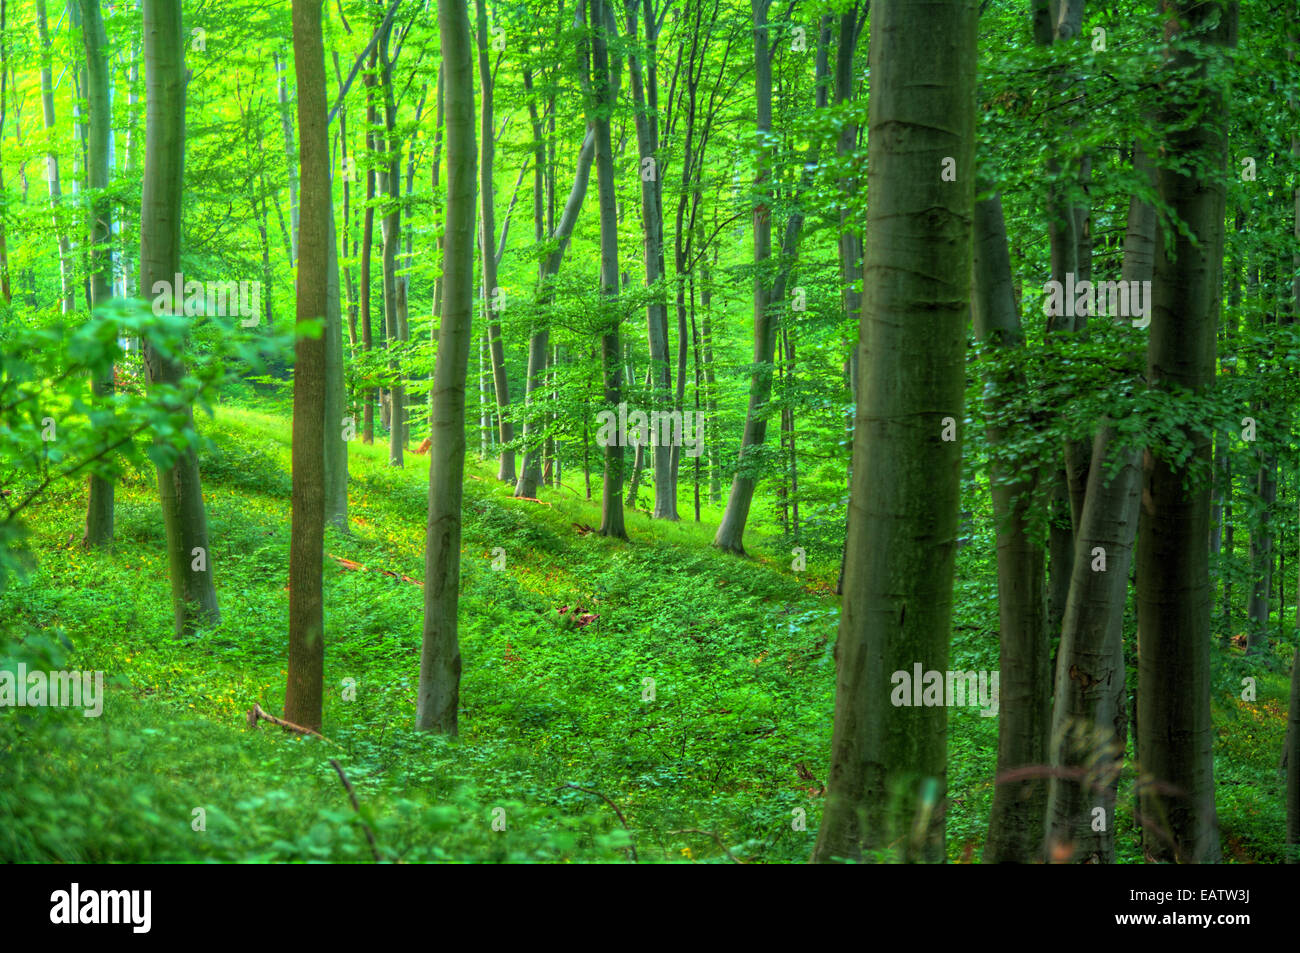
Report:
625,1,675,520
476,0,515,483
416,0,476,735
972,190,1049,865
35,0,74,313
1044,141,1154,864
713,8,827,554
140,0,220,637
811,0,976,864
379,22,404,467
360,50,377,445
80,0,114,550
285,0,328,733
591,0,625,540
275,49,300,265
1136,0,1234,865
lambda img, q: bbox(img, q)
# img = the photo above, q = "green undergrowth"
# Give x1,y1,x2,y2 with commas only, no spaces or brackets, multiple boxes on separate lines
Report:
0,403,1291,863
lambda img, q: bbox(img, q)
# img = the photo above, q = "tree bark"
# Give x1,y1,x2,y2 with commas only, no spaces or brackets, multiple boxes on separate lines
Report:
1044,141,1154,864
591,0,626,540
972,190,1049,864
476,0,515,483
416,0,476,735
285,0,329,733
80,0,114,550
1136,0,1235,865
140,0,220,637
812,0,976,864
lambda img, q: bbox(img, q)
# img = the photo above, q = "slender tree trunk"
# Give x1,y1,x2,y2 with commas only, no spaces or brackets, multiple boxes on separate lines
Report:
36,0,74,313
360,51,377,444
416,0,475,735
1136,0,1234,865
1044,142,1154,864
972,189,1049,864
713,8,826,554
476,0,514,483
80,0,114,549
140,0,219,637
625,2,674,520
275,49,300,265
812,0,976,864
285,0,328,732
591,0,625,540
379,22,404,467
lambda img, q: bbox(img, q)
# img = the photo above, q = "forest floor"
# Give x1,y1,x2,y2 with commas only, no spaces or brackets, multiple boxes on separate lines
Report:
0,402,1291,862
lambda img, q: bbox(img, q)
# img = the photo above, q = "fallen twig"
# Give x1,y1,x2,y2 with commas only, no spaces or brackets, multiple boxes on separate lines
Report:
560,783,638,863
245,702,339,746
329,758,383,862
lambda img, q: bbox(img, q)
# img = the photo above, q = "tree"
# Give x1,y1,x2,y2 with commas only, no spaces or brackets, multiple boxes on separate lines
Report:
590,0,626,540
35,0,74,313
971,188,1049,864
140,0,220,638
80,0,113,549
476,0,515,484
416,0,476,735
812,0,977,863
1136,0,1236,865
1043,144,1154,864
284,0,329,733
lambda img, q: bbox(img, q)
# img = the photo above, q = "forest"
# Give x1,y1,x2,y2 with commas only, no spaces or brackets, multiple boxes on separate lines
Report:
0,0,1296,868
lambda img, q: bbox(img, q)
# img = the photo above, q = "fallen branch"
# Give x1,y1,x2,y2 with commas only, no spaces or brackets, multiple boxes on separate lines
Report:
560,783,638,863
246,703,339,746
329,758,383,862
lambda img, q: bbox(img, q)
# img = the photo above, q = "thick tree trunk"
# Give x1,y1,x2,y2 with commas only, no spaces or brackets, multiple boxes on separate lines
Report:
285,0,328,733
812,0,976,864
416,0,475,735
1136,0,1234,865
80,0,114,550
140,0,220,637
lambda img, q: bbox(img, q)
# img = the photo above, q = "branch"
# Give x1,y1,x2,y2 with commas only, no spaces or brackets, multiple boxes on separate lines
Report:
327,0,404,127
560,784,638,862
329,758,383,862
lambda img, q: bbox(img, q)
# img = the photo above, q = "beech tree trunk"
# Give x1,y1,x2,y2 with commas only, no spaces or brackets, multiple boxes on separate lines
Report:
591,0,625,540
285,0,328,733
416,0,476,735
972,189,1049,864
1136,0,1235,865
1044,142,1154,864
80,0,113,550
140,0,220,637
812,0,976,864
476,0,515,484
